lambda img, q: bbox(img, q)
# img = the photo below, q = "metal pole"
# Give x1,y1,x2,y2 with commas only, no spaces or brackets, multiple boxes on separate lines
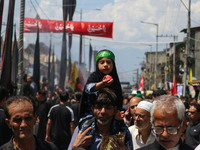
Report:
173,36,176,84
17,0,25,95
137,68,139,87
148,45,152,90
183,0,191,96
155,24,158,89
79,9,82,66
165,44,168,84
141,21,158,90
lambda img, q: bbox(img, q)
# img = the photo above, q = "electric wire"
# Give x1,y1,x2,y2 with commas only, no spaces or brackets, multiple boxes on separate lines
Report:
34,0,50,20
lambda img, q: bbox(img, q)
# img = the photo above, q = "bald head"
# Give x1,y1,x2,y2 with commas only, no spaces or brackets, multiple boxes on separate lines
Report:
129,97,141,116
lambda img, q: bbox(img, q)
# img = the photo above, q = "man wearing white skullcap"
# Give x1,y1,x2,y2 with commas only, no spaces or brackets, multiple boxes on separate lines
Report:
129,100,155,150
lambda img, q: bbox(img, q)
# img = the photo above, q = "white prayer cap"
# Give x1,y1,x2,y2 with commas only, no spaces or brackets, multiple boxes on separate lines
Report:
137,101,152,112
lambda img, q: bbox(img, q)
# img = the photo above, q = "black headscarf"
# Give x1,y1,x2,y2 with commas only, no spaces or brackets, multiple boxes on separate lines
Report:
79,49,123,118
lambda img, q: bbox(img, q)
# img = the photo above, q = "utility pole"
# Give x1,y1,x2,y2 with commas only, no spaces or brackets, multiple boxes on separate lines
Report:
79,9,82,66
183,0,191,96
141,21,158,90
17,0,25,95
158,35,178,84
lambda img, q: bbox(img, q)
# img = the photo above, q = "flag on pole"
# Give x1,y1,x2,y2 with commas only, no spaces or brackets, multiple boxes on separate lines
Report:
68,0,76,79
172,77,177,95
93,50,98,70
33,23,40,91
190,68,192,85
0,0,15,90
69,0,76,21
47,38,52,81
11,29,18,86
78,69,85,90
59,0,68,90
138,76,144,91
59,26,67,90
68,34,72,80
62,0,69,21
0,0,4,52
70,63,81,91
50,48,55,92
89,42,93,72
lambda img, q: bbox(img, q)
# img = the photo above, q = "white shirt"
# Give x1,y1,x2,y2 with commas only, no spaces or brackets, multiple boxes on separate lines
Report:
195,144,200,150
129,125,155,150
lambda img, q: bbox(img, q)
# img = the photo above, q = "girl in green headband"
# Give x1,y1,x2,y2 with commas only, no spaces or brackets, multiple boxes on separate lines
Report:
80,49,123,118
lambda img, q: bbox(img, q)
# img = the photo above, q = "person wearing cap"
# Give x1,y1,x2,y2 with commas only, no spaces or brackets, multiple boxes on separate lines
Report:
68,88,133,150
129,100,155,149
79,49,123,118
137,95,193,150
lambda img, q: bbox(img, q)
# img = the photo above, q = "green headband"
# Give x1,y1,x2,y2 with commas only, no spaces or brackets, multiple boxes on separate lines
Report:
96,51,115,62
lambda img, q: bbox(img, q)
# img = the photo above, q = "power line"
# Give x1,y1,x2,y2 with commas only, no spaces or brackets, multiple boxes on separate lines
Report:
34,0,50,20
30,0,38,13
180,0,188,10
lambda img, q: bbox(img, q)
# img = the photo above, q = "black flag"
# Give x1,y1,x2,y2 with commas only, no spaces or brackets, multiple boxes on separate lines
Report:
33,24,40,91
89,43,93,72
68,0,76,81
50,48,55,92
69,0,76,21
47,37,51,81
0,0,15,91
68,34,72,80
11,29,18,87
93,50,98,70
59,0,70,90
0,0,4,52
59,21,67,90
63,0,69,21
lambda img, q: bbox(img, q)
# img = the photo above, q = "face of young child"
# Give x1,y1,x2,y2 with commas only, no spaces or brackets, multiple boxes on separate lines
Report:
98,57,113,75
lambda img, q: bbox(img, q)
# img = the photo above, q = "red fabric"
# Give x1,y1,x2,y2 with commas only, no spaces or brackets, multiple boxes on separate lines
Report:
76,82,82,91
78,69,85,90
173,77,177,95
24,18,113,38
138,76,144,91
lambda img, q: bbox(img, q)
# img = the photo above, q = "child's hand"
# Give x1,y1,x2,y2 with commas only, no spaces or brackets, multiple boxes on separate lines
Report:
103,75,114,86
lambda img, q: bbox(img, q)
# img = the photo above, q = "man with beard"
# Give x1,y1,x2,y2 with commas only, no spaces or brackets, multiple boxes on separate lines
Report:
68,88,133,150
138,95,193,150
129,101,155,149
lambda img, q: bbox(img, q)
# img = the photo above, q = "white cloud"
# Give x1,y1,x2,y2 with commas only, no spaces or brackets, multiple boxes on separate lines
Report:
2,0,200,80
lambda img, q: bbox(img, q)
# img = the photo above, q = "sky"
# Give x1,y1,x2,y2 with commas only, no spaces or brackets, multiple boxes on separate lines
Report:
1,0,200,84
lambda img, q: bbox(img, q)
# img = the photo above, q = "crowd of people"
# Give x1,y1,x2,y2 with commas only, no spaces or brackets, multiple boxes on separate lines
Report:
0,49,200,150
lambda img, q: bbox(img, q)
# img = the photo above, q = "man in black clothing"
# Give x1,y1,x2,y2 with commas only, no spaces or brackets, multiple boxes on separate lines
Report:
138,95,193,150
36,89,52,140
0,96,58,150
46,91,75,150
71,92,82,127
0,87,12,146
185,103,200,149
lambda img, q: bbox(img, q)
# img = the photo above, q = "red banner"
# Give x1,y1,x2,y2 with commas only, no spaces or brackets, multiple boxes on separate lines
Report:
24,18,113,38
